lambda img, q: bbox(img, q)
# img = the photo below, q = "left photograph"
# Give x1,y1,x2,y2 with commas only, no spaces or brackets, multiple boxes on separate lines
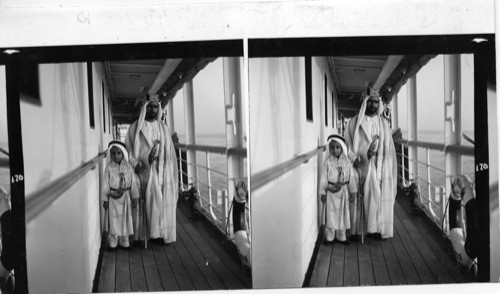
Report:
0,40,250,293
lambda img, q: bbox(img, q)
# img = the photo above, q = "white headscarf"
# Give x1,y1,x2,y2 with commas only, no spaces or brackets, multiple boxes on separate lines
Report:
133,95,163,160
327,134,348,157
108,141,129,163
352,90,385,154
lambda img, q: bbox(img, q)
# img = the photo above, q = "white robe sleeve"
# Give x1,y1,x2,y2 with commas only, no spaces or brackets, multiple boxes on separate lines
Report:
319,160,329,196
101,165,111,201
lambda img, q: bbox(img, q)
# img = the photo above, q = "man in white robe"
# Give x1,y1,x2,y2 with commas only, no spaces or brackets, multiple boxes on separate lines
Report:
125,95,179,245
345,90,397,240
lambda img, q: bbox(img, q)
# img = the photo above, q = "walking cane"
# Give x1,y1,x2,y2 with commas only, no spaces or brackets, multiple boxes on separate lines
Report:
322,197,327,243
143,193,148,250
357,167,365,244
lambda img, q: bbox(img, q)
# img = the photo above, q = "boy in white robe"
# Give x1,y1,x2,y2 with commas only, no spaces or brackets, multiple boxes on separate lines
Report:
319,134,358,244
102,141,139,250
125,95,179,245
345,90,397,240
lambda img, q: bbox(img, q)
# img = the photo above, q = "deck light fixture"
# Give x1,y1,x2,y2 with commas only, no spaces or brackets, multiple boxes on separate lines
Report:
472,38,488,43
353,68,365,74
3,49,19,55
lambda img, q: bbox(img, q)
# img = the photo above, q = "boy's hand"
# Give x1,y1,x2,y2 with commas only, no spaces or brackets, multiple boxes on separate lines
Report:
103,201,109,209
327,183,342,193
321,194,326,203
109,190,123,199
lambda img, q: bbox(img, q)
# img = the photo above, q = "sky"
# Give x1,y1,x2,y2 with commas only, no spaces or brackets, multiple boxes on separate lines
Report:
171,58,226,136
395,54,475,133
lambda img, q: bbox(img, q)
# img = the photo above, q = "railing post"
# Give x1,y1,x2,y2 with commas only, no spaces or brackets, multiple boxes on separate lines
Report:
439,185,449,236
407,76,419,200
401,144,406,185
183,81,197,188
444,55,462,198
392,93,399,131
166,98,175,132
223,57,244,236
178,149,184,188
206,152,216,220
426,148,435,217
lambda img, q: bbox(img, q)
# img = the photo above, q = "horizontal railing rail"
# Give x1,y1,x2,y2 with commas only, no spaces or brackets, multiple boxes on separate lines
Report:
174,143,247,158
395,137,474,236
251,146,326,191
394,139,474,156
25,151,107,223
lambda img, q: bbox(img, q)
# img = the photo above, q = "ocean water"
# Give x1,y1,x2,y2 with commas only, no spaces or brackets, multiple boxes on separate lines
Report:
178,134,233,221
399,130,475,220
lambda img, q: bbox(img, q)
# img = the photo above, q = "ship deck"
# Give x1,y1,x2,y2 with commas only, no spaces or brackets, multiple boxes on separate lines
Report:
96,199,251,292
307,189,471,287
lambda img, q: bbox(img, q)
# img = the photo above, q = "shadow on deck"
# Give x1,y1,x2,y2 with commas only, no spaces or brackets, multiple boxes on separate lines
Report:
95,199,251,292
306,188,470,287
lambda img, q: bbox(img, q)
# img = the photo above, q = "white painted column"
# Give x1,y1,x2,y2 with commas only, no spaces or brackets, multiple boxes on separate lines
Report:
392,93,399,131
407,77,418,185
166,98,175,132
223,57,244,235
444,55,462,196
183,81,197,186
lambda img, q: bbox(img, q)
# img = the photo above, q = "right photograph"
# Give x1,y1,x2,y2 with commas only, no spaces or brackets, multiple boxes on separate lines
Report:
247,35,498,289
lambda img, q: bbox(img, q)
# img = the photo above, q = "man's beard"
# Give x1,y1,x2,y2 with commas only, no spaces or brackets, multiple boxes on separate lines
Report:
145,112,157,120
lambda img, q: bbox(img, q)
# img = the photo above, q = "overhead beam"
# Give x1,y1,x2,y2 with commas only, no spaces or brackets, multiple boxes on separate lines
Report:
383,54,436,103
372,55,404,91
148,58,183,96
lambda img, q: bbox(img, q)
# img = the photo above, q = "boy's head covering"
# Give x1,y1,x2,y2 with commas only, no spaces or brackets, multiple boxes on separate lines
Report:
108,140,129,162
327,134,348,156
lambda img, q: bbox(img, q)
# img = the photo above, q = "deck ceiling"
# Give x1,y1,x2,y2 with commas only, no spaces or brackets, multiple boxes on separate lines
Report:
334,54,431,118
108,58,216,125
108,54,430,123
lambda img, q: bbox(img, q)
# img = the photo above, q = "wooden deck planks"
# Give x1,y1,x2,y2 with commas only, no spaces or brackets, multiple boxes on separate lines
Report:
394,201,455,284
98,248,116,293
96,202,248,293
343,242,360,286
380,238,407,285
128,245,147,292
181,221,244,289
367,238,391,286
307,190,461,288
150,242,180,291
389,218,422,285
140,246,164,291
115,249,131,292
176,223,226,290
172,230,211,290
357,241,375,286
309,244,332,287
327,243,345,287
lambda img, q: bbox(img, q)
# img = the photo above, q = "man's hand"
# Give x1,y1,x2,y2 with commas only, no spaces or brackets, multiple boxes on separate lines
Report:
367,150,377,160
135,161,145,175
321,194,326,203
103,201,109,209
353,157,364,169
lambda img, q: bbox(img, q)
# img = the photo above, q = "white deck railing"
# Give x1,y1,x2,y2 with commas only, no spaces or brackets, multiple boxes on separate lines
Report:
174,143,247,236
394,138,474,235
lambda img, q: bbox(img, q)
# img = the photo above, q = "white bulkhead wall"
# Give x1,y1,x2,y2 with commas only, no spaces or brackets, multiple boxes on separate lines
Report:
250,56,335,288
21,62,112,293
